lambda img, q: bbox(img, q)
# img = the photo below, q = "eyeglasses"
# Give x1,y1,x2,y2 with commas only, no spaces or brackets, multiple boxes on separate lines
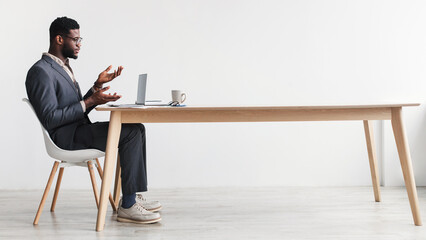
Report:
62,35,83,45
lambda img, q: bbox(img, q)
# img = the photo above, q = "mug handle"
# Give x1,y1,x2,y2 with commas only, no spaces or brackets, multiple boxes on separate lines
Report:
180,93,187,103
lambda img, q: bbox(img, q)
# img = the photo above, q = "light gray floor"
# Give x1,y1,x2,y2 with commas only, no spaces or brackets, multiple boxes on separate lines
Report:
1,187,426,240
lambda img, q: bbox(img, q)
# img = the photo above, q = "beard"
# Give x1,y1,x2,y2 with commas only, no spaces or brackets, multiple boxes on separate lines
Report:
62,44,78,59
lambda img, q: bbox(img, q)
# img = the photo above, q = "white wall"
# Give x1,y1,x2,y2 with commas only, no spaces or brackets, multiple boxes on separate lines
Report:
1,0,426,189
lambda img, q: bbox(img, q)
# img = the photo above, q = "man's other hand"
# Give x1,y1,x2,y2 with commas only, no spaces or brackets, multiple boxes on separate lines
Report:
84,86,121,108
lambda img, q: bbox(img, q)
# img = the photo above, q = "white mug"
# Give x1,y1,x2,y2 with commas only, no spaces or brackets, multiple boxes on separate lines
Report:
171,90,187,104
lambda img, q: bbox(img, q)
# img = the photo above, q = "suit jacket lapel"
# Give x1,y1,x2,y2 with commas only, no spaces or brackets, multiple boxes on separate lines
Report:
42,55,80,98
74,81,83,100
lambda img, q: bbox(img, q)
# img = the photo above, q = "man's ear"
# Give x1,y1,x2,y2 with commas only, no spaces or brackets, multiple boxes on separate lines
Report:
55,35,63,45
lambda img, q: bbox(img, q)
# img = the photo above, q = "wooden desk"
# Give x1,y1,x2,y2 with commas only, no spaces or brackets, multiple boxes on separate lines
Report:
95,104,422,231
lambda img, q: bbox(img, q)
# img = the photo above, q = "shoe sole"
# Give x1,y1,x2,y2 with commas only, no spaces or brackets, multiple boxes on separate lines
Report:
117,216,161,224
146,206,162,212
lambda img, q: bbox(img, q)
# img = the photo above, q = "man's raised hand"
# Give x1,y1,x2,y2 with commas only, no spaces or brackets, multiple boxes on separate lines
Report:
95,65,124,87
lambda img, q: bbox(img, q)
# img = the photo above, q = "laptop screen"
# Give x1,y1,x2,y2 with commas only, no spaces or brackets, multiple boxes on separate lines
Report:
136,74,147,105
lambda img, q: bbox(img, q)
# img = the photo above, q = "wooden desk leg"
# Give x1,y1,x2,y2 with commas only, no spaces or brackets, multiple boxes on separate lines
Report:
96,111,122,231
391,107,422,226
363,120,381,202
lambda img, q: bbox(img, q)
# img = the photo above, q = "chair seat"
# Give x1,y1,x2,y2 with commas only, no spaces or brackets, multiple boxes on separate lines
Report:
47,148,105,163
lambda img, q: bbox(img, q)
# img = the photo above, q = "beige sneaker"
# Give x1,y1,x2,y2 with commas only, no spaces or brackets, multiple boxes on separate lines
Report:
117,202,161,224
118,194,163,213
136,193,162,212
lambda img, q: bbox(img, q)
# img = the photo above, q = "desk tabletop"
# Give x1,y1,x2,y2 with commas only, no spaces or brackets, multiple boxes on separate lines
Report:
96,103,420,111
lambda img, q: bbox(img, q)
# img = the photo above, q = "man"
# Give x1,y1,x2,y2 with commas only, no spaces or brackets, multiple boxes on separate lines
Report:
26,16,161,224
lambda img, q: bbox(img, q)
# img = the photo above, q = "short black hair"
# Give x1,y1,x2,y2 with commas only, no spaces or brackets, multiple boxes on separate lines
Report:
49,16,79,42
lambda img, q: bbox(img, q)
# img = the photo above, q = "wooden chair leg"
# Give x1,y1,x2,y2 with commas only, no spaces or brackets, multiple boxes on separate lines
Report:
50,167,65,212
95,158,118,211
34,161,60,225
88,161,100,209
113,155,122,210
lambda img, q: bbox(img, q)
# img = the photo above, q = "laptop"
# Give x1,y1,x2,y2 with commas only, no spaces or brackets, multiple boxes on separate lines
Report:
136,74,171,106
108,74,174,107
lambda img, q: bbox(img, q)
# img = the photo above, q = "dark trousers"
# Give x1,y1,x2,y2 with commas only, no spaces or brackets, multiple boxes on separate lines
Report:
73,122,147,195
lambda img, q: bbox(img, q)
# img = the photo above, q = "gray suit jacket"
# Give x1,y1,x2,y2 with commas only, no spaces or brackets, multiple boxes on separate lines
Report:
26,55,96,149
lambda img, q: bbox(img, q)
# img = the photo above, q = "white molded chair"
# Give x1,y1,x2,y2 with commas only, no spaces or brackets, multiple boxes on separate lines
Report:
23,98,117,225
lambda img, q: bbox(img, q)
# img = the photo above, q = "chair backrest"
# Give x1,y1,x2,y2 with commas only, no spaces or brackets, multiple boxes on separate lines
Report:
22,98,65,158
22,98,77,160
22,98,105,162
